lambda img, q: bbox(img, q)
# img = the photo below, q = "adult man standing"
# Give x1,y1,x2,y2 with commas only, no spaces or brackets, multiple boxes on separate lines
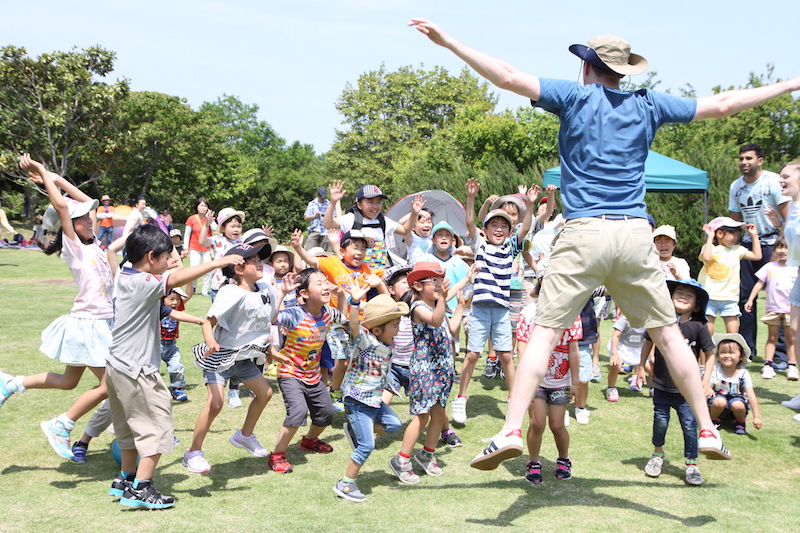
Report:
304,186,331,252
409,18,800,470
729,143,791,358
96,194,115,249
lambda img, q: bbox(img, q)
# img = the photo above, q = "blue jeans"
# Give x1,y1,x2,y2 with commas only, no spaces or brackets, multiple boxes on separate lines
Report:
97,225,114,248
344,397,402,465
160,339,185,389
652,388,697,459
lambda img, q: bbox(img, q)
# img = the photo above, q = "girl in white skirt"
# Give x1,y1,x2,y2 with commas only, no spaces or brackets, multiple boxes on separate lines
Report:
0,155,114,462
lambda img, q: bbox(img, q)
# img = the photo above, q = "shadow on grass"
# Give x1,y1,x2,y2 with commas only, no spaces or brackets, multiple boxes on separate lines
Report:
392,474,716,528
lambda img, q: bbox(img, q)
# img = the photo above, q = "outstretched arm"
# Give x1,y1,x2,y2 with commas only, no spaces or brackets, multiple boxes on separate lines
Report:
694,77,800,120
409,19,541,101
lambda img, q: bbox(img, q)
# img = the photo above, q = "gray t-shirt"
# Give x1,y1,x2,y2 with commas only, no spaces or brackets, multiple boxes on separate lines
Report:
728,171,790,245
107,266,170,379
207,280,278,351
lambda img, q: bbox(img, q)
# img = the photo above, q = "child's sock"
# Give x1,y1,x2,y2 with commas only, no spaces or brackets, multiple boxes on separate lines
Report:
711,418,721,427
421,446,435,458
398,451,411,464
764,360,774,367
8,376,26,394
56,414,76,431
685,458,697,466
121,471,135,480
789,362,797,367
652,452,665,458
133,478,151,489
342,475,356,484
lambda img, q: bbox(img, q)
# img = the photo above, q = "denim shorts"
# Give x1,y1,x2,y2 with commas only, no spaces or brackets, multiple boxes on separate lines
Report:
578,345,594,382
705,299,741,318
534,386,570,405
467,302,512,352
709,393,749,416
387,363,410,396
203,359,263,386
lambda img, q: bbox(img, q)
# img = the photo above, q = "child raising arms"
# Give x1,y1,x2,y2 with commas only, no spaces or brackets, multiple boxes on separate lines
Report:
698,217,761,334
1,155,113,462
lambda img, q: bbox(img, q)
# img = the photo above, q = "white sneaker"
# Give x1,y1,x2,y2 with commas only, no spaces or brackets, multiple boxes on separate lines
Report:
452,396,468,424
182,450,211,473
788,366,799,381
793,413,800,423
575,407,590,425
229,429,268,457
564,410,570,427
781,392,800,410
762,365,776,379
469,429,524,470
698,428,731,460
228,389,243,408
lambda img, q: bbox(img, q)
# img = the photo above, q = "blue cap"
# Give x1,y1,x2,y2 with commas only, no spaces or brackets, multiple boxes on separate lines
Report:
666,278,709,323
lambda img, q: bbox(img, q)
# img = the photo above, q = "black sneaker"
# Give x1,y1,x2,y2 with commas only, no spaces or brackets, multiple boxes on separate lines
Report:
734,421,747,435
440,430,463,448
108,473,134,498
120,482,176,509
554,458,572,480
72,441,88,464
483,359,498,379
525,461,543,484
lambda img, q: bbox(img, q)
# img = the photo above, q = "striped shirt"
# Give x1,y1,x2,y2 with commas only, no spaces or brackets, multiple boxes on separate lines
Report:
275,305,346,385
390,315,414,367
467,233,522,307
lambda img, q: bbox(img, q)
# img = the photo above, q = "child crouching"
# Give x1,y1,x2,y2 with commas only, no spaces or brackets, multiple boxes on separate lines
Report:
334,292,408,502
708,333,763,435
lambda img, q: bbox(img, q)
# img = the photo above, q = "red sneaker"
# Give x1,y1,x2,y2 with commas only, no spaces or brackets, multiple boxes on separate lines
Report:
299,436,333,453
267,452,293,473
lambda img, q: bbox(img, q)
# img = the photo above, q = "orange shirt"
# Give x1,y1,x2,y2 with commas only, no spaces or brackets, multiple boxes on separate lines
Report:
317,255,383,312
96,205,115,227
185,214,212,252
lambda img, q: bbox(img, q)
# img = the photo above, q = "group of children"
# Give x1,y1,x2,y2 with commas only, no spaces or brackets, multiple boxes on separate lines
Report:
4,157,800,506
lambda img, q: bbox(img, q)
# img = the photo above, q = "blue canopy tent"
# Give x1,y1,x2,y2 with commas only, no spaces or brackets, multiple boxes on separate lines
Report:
542,151,709,222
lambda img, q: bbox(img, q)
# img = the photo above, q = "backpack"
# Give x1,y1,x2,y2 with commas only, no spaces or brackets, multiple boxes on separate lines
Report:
346,205,394,267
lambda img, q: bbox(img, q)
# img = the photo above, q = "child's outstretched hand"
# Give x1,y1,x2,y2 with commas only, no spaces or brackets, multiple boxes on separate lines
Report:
280,271,299,294
329,180,346,203
764,205,782,227
467,263,481,283
411,193,426,215
205,209,216,222
745,223,758,238
466,177,480,197
753,416,763,430
19,154,47,183
290,229,303,249
363,273,383,289
545,184,557,196
262,224,274,237
525,184,541,206
344,283,369,303
702,223,714,237
484,194,499,206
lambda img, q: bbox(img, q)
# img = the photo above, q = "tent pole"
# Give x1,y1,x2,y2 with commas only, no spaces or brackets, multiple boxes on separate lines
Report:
704,191,709,224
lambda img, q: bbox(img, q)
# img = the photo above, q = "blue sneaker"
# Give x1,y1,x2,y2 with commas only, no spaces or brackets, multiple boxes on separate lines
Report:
71,441,88,464
40,418,74,460
120,483,175,509
171,389,188,402
0,371,15,410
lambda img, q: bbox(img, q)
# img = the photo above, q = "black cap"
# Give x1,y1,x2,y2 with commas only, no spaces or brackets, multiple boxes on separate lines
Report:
221,242,271,278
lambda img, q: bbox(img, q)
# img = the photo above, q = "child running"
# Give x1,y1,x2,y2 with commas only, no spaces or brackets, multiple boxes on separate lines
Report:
606,314,647,402
334,292,408,502
267,268,348,473
743,236,799,380
698,217,761,334
638,279,714,486
1,155,113,462
390,262,464,483
183,242,288,473
707,333,763,435
106,224,242,509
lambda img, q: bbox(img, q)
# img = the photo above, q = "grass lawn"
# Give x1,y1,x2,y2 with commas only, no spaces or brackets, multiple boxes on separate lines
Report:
1,248,799,533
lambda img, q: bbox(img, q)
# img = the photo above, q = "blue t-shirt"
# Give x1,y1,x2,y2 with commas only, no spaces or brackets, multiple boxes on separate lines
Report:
533,79,696,219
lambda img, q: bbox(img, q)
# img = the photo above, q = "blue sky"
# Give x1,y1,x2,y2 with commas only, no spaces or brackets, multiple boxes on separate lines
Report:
6,1,796,154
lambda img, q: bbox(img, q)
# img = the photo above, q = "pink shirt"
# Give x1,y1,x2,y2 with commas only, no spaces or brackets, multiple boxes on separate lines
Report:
61,234,114,319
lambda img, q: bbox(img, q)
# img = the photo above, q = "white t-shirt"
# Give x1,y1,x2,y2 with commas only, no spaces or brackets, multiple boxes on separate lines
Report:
207,281,278,357
659,256,691,281
728,171,790,245
336,212,400,269
208,235,242,290
61,234,114,319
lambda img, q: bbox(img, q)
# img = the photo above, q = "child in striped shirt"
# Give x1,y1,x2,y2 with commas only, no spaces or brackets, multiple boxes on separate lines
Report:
452,178,538,424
